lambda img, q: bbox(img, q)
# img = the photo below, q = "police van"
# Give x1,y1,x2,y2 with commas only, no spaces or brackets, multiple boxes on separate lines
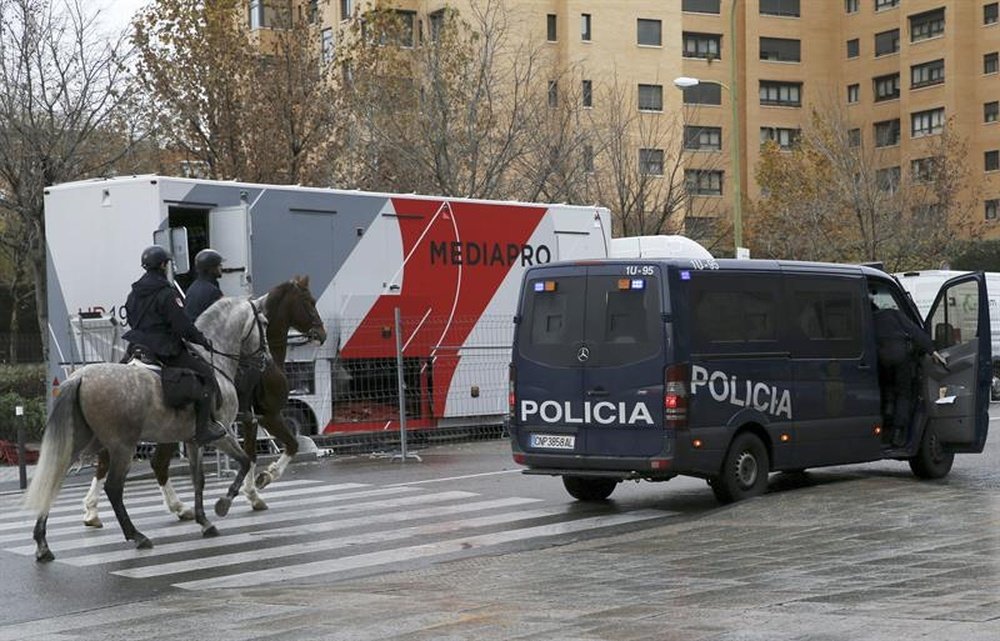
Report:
508,258,991,503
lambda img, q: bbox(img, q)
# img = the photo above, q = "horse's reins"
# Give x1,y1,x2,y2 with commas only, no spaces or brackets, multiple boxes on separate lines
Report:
204,301,269,384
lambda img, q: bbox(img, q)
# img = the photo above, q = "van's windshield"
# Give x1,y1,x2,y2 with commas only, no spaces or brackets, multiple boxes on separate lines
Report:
517,273,662,367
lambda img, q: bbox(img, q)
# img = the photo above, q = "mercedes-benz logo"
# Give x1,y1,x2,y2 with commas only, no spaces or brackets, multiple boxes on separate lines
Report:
576,346,590,362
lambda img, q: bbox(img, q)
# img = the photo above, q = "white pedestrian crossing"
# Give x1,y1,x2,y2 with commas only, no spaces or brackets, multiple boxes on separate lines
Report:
1,477,677,590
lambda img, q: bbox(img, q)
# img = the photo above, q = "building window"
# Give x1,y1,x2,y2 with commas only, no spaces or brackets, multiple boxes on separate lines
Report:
760,127,801,149
910,8,945,42
640,148,665,175
848,128,861,147
875,0,899,11
759,81,802,107
911,157,937,182
911,59,945,88
548,80,558,107
760,0,800,17
875,29,900,56
429,9,445,41
638,84,664,111
876,166,901,193
582,80,593,108
873,73,900,102
760,37,801,62
682,83,722,105
249,0,264,29
846,38,859,58
583,144,595,173
846,0,859,13
393,10,416,47
987,3,999,25
684,32,722,59
638,19,662,46
987,150,1000,171
686,169,724,195
685,125,723,151
683,0,721,13
321,28,334,64
986,101,999,123
987,199,1000,221
874,119,901,147
547,14,557,41
986,52,999,74
340,0,353,20
847,83,860,103
911,107,945,137
581,14,592,41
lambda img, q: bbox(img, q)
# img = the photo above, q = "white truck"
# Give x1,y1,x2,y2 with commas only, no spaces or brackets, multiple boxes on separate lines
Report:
44,175,614,438
895,269,1000,399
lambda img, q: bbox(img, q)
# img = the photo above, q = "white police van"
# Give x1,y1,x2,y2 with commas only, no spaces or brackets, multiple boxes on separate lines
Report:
508,258,991,503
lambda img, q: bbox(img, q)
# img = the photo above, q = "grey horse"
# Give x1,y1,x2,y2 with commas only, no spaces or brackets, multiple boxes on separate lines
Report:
24,297,266,562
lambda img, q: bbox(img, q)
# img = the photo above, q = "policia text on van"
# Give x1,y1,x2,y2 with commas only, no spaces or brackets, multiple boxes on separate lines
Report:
508,259,991,503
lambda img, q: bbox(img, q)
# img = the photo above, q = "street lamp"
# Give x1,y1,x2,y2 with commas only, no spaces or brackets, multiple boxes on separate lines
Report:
674,75,744,258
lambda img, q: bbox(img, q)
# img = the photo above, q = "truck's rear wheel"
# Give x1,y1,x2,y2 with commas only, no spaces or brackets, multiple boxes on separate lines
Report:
711,433,770,504
562,476,617,501
909,424,954,479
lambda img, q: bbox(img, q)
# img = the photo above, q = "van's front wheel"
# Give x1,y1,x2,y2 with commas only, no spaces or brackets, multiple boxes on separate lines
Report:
562,476,617,501
909,424,954,479
711,433,770,504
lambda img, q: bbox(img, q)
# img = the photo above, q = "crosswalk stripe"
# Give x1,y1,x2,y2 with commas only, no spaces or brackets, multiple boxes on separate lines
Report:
113,506,568,579
0,485,418,547
60,496,543,566
3,489,476,555
0,480,355,525
172,510,670,590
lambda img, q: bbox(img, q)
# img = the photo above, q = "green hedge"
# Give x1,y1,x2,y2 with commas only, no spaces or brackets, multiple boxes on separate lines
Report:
0,365,46,443
0,393,45,443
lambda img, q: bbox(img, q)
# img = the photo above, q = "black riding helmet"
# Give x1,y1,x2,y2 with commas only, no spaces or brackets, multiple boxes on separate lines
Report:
141,245,170,271
194,248,224,276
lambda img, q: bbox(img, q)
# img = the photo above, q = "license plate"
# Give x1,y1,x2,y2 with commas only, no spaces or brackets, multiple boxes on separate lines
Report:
530,434,575,450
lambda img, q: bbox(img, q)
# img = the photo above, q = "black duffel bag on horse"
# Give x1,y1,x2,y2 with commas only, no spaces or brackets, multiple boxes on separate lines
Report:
161,367,207,409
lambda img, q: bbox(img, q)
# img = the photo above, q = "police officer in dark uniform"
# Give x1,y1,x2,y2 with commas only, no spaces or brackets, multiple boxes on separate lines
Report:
185,249,224,321
873,301,946,447
123,246,227,445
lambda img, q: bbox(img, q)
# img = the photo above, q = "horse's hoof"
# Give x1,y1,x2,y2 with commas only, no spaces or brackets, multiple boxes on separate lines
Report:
134,535,153,550
83,517,103,528
177,508,195,521
214,497,231,517
254,472,273,489
35,549,54,563
250,498,269,511
203,525,220,538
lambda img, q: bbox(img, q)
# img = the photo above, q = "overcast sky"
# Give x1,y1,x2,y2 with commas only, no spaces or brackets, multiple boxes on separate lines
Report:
95,0,150,35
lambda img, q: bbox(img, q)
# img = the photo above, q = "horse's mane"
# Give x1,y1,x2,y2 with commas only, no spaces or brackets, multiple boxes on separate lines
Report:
263,281,297,318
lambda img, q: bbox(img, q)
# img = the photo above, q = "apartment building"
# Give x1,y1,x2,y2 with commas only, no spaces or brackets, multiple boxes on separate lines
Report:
251,0,1000,242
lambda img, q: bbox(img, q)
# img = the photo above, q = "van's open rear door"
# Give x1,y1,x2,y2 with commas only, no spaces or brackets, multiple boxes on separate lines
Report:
210,204,252,296
922,272,990,453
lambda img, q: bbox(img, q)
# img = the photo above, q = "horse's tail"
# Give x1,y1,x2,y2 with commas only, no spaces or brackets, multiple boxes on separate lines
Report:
23,376,88,514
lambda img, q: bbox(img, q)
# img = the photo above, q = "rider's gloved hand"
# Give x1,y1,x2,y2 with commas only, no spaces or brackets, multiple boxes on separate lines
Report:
932,351,948,367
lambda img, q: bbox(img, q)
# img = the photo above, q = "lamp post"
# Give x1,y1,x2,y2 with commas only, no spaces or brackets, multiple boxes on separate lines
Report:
674,75,744,258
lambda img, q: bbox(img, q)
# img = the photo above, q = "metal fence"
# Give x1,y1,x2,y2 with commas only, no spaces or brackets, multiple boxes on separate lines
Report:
0,333,44,364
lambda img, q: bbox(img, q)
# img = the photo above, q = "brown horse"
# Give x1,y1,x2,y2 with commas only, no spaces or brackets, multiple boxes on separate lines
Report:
82,276,327,525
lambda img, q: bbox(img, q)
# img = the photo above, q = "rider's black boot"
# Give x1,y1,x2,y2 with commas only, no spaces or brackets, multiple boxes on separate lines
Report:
194,392,227,445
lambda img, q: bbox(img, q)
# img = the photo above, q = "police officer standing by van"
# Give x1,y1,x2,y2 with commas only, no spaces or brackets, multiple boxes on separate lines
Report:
873,301,946,447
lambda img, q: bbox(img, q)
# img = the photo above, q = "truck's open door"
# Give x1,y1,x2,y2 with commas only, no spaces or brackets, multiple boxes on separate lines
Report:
210,204,252,296
922,272,991,453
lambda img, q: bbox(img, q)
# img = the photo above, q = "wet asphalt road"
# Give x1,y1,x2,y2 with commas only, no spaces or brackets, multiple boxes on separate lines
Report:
1,410,999,640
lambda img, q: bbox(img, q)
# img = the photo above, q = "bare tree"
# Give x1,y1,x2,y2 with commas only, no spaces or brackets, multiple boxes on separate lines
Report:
750,107,981,270
0,0,140,355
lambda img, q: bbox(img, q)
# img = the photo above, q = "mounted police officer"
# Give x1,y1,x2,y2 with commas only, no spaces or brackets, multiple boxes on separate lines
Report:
185,249,224,321
122,246,227,445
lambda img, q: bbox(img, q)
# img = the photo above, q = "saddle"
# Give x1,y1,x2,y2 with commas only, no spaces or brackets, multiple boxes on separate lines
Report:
123,346,207,409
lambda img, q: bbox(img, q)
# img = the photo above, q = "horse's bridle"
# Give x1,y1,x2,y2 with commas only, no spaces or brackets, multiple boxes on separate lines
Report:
206,301,270,377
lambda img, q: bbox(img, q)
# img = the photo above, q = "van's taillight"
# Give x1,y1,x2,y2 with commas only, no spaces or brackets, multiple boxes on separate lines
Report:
508,363,516,419
664,363,688,428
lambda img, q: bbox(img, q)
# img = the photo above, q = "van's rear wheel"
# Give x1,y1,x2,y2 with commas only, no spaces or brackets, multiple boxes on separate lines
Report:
711,433,770,504
909,424,954,479
562,476,617,501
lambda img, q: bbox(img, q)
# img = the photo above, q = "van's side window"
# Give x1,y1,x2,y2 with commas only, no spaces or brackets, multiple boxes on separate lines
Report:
928,280,979,349
789,277,862,358
690,273,779,353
